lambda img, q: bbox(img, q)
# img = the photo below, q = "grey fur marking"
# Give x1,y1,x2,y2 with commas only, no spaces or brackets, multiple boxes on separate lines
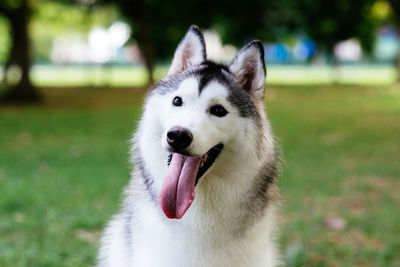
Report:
135,149,158,204
233,149,280,238
123,210,133,255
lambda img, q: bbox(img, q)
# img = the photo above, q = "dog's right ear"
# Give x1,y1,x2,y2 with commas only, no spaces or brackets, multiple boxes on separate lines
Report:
167,25,206,76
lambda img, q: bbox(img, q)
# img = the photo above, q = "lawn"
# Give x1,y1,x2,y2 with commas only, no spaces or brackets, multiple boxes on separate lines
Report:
0,84,399,266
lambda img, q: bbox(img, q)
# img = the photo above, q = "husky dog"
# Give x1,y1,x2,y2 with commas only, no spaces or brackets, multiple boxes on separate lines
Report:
98,25,281,267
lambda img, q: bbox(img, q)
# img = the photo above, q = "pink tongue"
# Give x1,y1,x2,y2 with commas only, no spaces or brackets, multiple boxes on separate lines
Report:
159,153,201,219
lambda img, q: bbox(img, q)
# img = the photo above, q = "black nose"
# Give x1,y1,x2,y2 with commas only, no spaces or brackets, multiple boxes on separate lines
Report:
167,127,193,151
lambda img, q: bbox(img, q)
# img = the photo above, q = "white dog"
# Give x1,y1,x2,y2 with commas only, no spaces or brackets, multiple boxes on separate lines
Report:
98,25,281,267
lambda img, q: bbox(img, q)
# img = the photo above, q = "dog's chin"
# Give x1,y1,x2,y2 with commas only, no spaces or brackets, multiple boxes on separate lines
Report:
167,143,224,185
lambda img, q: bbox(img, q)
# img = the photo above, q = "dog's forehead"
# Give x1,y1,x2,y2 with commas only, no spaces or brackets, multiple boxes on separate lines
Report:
176,77,199,95
176,77,229,98
154,61,231,96
194,62,232,94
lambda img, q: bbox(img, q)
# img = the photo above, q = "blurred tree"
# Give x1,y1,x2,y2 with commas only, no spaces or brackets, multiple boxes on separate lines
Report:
0,0,40,102
99,0,291,83
31,3,118,63
0,17,11,64
0,0,89,103
388,0,400,28
292,0,377,63
387,0,400,79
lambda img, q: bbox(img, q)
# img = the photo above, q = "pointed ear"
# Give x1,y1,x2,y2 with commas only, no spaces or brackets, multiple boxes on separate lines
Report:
229,40,266,99
167,25,206,76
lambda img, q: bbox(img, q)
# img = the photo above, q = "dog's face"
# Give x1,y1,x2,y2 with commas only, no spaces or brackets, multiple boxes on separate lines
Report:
160,76,238,156
139,25,267,219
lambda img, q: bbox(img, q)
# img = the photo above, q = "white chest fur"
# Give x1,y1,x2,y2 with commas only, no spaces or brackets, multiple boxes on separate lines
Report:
124,181,279,267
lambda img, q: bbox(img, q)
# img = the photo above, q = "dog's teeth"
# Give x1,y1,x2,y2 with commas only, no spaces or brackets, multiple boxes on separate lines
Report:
200,154,208,168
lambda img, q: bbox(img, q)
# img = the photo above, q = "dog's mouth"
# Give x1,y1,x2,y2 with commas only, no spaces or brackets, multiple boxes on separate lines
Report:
160,144,224,219
167,143,224,184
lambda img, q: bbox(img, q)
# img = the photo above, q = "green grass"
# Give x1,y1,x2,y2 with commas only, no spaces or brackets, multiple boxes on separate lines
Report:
1,84,400,266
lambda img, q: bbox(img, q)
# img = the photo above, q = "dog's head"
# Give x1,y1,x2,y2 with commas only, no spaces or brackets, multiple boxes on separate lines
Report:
138,25,267,219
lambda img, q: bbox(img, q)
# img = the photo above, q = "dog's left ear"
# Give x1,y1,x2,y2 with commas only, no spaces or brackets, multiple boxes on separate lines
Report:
167,25,206,76
229,40,266,100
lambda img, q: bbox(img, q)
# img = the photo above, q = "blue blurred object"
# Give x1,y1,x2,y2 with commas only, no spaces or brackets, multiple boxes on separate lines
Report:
264,37,316,64
264,44,290,63
293,38,316,62
374,26,399,62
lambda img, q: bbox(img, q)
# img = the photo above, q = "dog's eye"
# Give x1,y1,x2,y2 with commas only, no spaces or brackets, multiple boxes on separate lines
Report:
172,96,182,106
210,105,228,117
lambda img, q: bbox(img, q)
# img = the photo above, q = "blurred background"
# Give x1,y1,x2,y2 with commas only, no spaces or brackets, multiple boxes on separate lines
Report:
0,0,399,266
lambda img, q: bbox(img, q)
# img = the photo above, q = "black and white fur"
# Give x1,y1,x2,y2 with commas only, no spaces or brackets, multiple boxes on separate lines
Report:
98,25,281,267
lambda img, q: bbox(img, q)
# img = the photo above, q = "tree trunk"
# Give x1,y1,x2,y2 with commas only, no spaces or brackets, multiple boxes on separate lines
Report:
127,0,155,85
1,0,41,103
397,46,400,82
388,0,400,81
396,27,400,82
328,46,340,84
136,33,155,85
